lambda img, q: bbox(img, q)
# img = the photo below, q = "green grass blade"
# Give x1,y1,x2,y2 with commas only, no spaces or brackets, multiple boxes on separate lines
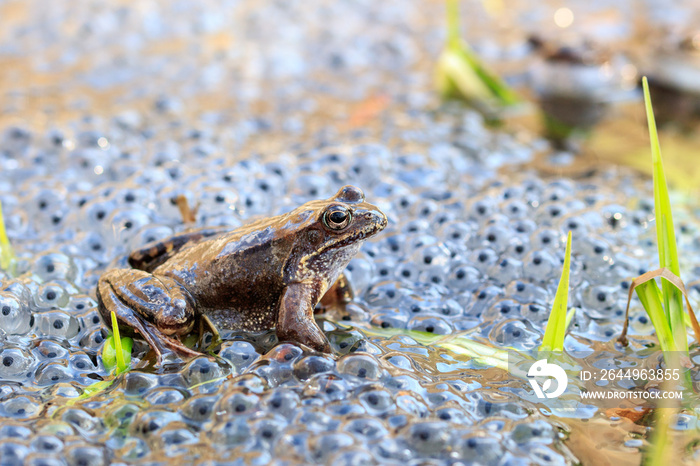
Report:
446,0,460,49
642,76,686,352
540,231,572,352
635,280,677,352
0,200,16,275
111,311,126,373
102,312,132,374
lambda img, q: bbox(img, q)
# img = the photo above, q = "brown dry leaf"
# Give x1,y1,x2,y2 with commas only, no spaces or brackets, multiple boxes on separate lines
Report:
618,267,700,350
605,406,651,423
175,195,198,224
344,95,390,129
565,417,644,466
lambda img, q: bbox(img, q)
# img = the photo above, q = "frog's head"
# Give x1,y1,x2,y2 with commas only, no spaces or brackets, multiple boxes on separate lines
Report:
285,185,387,285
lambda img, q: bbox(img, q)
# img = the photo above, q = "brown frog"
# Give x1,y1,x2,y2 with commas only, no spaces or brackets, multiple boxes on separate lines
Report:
96,185,387,360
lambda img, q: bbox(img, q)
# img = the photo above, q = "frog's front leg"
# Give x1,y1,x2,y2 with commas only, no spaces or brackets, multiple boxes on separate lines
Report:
277,283,331,352
317,273,354,314
97,269,201,360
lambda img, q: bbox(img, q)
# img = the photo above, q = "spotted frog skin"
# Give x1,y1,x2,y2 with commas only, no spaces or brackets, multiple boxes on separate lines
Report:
96,186,387,360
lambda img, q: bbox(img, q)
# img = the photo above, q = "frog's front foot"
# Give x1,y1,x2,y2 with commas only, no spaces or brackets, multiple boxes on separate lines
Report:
97,269,202,361
277,283,332,352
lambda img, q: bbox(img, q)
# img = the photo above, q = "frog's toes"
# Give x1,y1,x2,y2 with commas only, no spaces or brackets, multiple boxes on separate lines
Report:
277,320,330,353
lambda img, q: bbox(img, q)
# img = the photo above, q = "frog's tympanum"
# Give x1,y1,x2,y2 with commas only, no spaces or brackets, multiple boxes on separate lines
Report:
96,186,387,360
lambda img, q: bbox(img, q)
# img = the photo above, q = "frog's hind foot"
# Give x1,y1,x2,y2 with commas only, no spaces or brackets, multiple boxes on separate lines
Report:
97,270,202,362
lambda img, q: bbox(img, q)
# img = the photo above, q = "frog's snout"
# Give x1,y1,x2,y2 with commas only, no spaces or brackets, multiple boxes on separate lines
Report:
362,209,388,235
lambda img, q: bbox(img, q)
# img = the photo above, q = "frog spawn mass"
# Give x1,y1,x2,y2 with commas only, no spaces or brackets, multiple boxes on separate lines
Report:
0,110,674,463
0,0,691,463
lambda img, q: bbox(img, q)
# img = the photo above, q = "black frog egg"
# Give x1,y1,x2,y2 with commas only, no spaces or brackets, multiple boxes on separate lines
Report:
108,207,153,244
290,174,330,200
455,434,504,462
337,354,383,380
183,356,228,387
408,316,453,335
520,303,549,324
468,198,497,223
33,340,70,361
31,253,75,282
34,361,73,386
373,258,397,280
467,285,505,318
0,347,36,380
578,237,614,268
483,299,522,321
392,193,419,214
488,257,523,285
530,228,561,250
35,283,71,309
440,222,474,254
419,265,450,286
28,188,66,218
34,311,79,339
511,218,537,235
293,355,336,381
379,233,406,255
502,198,529,219
181,395,217,423
130,225,174,251
447,264,480,292
405,421,452,456
216,391,261,419
70,353,97,373
402,218,430,234
477,224,512,252
262,389,300,419
82,199,118,227
470,248,499,273
580,285,622,318
489,319,541,349
218,340,260,374
506,280,550,304
370,309,409,329
0,292,32,335
411,199,440,220
308,432,355,463
522,250,560,283
628,312,655,335
365,281,403,306
394,261,420,283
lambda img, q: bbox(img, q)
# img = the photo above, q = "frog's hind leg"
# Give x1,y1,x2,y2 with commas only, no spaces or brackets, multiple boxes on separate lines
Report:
97,269,201,360
316,273,354,315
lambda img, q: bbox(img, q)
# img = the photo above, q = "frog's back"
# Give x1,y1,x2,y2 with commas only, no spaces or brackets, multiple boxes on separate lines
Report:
151,216,299,331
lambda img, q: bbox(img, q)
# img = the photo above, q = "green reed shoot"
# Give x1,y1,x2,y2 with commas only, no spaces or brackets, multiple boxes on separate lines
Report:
631,77,687,354
102,311,132,375
436,0,520,116
0,200,17,276
540,231,574,352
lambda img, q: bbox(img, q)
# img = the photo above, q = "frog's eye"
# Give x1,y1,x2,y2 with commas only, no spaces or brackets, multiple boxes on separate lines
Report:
323,206,352,230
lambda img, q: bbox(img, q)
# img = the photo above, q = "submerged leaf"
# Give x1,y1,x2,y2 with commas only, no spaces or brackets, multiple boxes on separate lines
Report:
540,231,573,352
